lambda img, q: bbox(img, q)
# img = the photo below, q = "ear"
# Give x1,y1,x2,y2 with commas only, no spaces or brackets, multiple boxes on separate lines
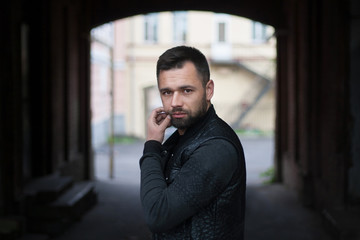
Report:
206,79,214,101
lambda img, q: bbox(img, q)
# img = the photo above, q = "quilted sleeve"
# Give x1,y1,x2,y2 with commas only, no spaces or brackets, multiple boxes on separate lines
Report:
140,138,239,233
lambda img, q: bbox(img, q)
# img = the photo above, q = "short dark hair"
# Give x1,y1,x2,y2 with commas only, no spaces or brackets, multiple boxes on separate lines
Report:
156,46,210,87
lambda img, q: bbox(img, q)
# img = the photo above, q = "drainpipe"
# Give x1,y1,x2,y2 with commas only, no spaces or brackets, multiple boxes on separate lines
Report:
109,46,115,179
109,25,115,179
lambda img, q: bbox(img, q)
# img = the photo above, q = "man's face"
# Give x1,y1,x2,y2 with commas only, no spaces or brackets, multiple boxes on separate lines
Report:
158,61,214,134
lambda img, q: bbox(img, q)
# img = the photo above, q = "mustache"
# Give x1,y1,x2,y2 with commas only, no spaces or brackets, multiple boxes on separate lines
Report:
169,108,188,115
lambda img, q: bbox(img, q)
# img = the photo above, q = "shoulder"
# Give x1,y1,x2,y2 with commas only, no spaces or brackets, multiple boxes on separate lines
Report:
179,138,240,188
191,138,239,171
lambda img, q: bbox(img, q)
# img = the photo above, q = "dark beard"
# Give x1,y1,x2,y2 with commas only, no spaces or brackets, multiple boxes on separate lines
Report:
170,97,208,130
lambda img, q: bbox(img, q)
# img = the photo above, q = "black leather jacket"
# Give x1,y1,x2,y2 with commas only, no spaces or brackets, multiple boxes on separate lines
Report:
140,105,246,239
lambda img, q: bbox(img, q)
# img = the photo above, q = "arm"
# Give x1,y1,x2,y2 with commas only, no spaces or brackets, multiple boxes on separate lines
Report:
140,139,238,233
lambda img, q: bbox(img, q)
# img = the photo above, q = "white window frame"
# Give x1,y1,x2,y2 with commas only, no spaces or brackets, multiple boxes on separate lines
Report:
173,11,187,44
211,14,232,61
214,14,230,44
252,21,267,43
144,13,158,43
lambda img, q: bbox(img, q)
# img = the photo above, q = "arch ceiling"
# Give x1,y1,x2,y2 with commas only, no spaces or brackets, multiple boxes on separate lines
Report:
90,0,284,29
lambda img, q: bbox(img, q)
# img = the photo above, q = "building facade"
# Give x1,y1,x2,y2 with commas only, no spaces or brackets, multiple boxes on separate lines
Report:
91,11,276,146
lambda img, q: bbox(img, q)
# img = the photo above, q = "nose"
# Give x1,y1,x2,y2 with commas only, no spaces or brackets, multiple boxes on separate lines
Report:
171,92,183,108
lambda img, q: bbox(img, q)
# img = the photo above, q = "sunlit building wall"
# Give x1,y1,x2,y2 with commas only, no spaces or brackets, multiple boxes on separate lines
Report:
91,11,276,144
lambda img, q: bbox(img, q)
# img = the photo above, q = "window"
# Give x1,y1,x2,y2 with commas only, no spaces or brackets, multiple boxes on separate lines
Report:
252,21,267,43
218,22,226,42
173,11,187,43
214,14,229,43
211,14,231,61
144,13,158,43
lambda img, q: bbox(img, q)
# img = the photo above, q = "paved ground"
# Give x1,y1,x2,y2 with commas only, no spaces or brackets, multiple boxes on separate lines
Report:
94,136,274,185
54,136,333,240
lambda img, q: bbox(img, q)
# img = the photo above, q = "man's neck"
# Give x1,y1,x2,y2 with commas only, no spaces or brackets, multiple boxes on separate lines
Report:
178,128,186,135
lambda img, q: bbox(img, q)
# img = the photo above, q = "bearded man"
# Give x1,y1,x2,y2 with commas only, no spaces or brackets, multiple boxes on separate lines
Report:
139,46,246,240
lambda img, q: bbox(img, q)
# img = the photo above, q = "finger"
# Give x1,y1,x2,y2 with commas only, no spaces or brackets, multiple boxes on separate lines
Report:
156,113,165,121
150,108,163,119
156,112,168,124
159,114,171,128
154,107,165,115
148,108,160,123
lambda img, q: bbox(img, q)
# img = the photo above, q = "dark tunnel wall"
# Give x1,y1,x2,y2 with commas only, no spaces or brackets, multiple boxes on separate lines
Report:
279,0,349,208
0,0,93,214
0,0,360,235
349,0,360,203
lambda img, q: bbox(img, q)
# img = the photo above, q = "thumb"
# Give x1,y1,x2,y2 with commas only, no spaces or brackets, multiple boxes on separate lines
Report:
160,115,171,128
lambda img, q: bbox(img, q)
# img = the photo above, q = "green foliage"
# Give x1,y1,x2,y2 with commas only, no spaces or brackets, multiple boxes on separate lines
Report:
235,129,273,137
260,167,276,184
108,135,136,144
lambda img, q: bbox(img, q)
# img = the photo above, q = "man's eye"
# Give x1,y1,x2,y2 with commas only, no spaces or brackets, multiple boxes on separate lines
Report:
184,89,192,94
162,91,172,95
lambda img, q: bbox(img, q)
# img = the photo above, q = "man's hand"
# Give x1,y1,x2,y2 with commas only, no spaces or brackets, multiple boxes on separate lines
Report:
146,107,171,143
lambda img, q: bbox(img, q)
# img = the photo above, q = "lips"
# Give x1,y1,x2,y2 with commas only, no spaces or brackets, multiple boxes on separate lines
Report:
171,112,187,118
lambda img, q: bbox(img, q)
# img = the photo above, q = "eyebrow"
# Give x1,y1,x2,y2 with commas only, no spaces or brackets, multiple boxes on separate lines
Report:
159,85,196,92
